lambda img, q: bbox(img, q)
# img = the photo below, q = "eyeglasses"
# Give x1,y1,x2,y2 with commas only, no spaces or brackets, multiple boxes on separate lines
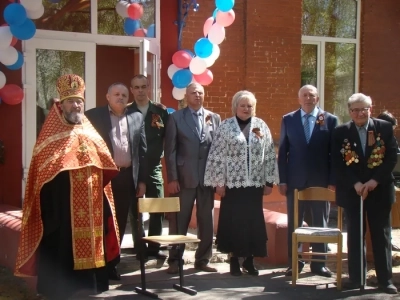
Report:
349,107,370,114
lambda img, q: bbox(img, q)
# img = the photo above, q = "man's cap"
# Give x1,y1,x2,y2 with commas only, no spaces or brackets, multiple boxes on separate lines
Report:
56,74,85,102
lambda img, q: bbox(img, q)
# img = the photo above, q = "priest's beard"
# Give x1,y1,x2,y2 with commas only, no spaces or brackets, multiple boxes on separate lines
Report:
64,111,83,124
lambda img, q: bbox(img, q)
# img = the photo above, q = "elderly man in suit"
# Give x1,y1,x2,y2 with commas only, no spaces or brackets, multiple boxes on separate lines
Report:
278,84,338,277
332,93,398,294
85,82,147,280
165,82,221,274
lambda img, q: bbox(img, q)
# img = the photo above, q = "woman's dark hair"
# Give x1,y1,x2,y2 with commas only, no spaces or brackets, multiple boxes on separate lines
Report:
377,110,397,127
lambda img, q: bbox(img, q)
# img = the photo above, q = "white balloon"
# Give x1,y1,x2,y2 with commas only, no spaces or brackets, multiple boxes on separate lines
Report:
26,5,45,20
172,87,186,100
20,0,42,12
116,1,130,18
0,27,13,51
167,64,181,80
208,23,226,45
0,71,6,89
209,44,220,61
189,56,207,75
204,56,216,68
0,46,18,66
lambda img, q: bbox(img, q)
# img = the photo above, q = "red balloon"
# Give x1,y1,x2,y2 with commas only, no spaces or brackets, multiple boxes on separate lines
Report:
194,69,214,86
134,28,147,37
0,84,24,105
127,3,144,20
172,50,193,69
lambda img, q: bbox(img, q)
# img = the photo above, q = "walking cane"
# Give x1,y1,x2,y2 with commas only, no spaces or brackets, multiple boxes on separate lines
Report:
360,195,365,291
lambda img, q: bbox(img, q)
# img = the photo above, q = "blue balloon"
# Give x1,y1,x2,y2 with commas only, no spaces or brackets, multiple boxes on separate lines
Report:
147,24,155,38
124,18,140,35
172,69,193,89
5,51,24,70
194,38,213,58
212,8,218,18
10,19,36,41
184,49,195,57
4,3,27,26
167,107,176,114
215,0,235,12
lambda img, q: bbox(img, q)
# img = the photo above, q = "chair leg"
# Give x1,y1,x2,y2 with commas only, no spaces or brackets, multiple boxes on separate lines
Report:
172,246,197,296
135,240,159,299
292,234,298,286
336,236,343,290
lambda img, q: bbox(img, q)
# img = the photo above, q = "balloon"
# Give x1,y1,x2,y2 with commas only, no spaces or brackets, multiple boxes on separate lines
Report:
10,36,18,47
5,50,24,70
203,17,214,37
0,71,6,89
194,69,214,86
209,44,221,61
0,46,18,65
216,9,235,27
0,26,13,50
133,28,147,37
10,19,36,40
0,84,24,105
167,64,181,79
172,50,192,69
189,56,207,75
123,18,140,35
172,69,192,89
20,0,42,12
4,4,27,27
216,0,235,12
147,24,155,38
127,3,144,20
212,8,218,18
172,87,186,100
184,49,194,57
204,56,216,68
116,1,129,18
167,107,176,114
194,38,213,58
208,24,225,45
25,4,45,20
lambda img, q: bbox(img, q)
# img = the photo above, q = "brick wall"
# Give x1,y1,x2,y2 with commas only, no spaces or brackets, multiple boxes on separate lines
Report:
360,0,400,140
181,0,302,140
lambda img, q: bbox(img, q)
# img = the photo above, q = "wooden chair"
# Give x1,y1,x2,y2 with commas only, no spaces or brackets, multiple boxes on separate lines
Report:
135,197,201,298
291,187,343,290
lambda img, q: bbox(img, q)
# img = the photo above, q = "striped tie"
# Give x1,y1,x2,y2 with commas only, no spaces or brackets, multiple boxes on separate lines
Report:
304,114,311,143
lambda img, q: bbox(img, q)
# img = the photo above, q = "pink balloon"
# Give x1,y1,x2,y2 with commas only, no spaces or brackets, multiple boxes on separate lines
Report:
134,28,147,37
216,9,235,27
194,69,213,86
172,50,192,69
203,17,214,37
208,23,225,45
0,84,24,105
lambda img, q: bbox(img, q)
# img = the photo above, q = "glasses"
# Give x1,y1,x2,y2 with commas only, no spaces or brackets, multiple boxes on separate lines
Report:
350,107,370,114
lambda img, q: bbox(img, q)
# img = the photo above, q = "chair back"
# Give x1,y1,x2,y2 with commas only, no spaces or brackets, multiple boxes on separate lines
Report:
138,197,180,213
294,187,342,231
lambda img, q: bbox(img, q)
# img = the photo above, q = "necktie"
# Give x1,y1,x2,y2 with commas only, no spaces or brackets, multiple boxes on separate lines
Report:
359,127,367,154
304,114,311,143
193,112,202,135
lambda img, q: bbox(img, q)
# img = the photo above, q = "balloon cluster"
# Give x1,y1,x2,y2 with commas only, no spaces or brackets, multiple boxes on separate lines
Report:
168,0,235,101
116,0,155,38
0,0,44,105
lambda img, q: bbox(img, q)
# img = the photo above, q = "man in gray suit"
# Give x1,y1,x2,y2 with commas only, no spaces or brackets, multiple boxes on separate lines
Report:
165,83,221,274
85,82,147,280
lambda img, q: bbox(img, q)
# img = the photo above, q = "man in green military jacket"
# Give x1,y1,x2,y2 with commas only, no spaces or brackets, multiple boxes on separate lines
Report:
129,74,169,259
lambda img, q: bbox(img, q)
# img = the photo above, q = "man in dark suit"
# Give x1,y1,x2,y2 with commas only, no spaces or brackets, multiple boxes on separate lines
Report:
164,82,221,274
129,74,169,259
85,82,147,280
332,93,398,294
278,85,338,277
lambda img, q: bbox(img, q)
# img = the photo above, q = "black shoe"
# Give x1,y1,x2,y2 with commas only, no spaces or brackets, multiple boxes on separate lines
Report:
342,279,362,290
310,266,332,278
229,257,242,276
242,256,259,276
108,267,121,281
285,261,305,276
378,283,398,294
148,250,168,259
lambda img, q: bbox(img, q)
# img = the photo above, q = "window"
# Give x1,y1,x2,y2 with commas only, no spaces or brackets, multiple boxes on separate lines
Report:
301,0,359,124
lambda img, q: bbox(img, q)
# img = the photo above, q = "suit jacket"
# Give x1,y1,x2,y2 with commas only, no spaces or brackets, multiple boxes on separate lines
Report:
85,105,147,188
165,107,221,189
332,118,398,208
278,108,338,189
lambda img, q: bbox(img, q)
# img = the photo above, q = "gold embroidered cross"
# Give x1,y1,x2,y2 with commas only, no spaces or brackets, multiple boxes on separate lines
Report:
95,208,101,218
77,209,86,218
75,172,85,181
78,143,88,154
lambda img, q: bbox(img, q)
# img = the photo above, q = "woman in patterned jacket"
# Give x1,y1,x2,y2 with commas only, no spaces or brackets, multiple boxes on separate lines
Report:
204,90,277,276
